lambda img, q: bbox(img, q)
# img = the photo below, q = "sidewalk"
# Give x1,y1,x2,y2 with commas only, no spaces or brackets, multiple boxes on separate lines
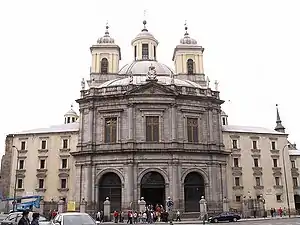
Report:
100,216,300,224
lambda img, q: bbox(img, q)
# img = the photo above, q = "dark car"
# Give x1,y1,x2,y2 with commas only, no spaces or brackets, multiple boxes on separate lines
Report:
208,212,241,223
1,212,50,225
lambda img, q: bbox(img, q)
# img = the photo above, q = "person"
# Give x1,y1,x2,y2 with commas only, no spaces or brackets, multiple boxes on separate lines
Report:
176,210,181,221
31,213,40,225
18,210,30,225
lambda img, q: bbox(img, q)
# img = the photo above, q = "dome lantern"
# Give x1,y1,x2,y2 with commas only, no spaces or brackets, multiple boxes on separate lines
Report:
64,105,79,124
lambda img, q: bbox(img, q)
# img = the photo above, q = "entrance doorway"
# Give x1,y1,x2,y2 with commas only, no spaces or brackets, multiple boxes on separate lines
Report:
141,171,165,207
295,195,300,211
99,172,122,212
184,172,205,212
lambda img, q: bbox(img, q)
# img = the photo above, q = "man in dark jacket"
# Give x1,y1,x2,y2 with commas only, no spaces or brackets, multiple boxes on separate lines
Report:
18,210,30,225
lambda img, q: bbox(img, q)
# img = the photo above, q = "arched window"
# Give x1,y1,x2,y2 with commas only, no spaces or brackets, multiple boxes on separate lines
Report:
101,58,108,74
187,59,194,75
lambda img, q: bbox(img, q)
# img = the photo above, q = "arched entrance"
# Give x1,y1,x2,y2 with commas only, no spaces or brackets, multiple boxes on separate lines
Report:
99,172,121,211
141,171,165,207
184,172,205,212
294,195,300,211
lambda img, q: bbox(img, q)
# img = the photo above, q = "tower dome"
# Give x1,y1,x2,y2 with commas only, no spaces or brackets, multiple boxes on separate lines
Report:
131,20,158,61
64,105,79,124
179,23,198,45
97,24,115,44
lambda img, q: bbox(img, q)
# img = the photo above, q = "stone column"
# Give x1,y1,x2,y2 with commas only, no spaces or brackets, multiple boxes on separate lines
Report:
138,197,146,212
80,198,87,213
128,104,133,140
223,197,229,212
171,104,176,141
103,197,111,222
39,200,44,215
88,107,94,143
172,161,179,209
57,199,65,213
199,196,207,220
127,162,134,209
86,165,93,208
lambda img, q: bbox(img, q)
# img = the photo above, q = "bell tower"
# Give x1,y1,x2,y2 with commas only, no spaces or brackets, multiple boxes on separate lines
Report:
131,19,158,61
90,23,121,75
173,22,206,85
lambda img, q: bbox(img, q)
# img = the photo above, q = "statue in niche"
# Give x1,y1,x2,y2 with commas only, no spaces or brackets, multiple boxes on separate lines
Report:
147,64,157,80
81,78,85,90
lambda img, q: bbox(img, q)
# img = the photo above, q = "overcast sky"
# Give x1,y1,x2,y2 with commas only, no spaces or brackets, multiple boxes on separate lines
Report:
0,0,299,155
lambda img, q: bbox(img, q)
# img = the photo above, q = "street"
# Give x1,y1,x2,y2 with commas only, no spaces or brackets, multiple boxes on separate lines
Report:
236,218,300,225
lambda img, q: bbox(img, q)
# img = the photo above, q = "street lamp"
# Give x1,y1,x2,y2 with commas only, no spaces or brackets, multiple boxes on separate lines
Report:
282,144,291,218
12,145,20,212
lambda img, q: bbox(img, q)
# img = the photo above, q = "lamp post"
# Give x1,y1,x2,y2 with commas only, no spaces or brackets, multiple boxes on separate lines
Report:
282,144,291,218
12,145,20,212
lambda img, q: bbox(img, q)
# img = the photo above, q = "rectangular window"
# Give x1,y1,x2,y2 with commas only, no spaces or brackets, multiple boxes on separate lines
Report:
293,177,298,187
232,140,238,149
61,159,68,169
154,46,156,60
38,179,44,189
146,116,159,142
254,158,259,167
40,159,46,169
276,195,281,201
142,44,149,59
235,196,241,202
72,117,75,122
271,141,276,150
291,160,296,168
19,160,24,170
104,117,117,143
252,141,257,149
273,158,278,167
233,158,239,167
61,179,67,189
67,117,70,123
134,46,137,60
17,179,23,189
234,177,240,186
41,140,47,149
21,141,26,150
187,118,199,143
255,177,261,186
275,177,280,186
62,139,68,149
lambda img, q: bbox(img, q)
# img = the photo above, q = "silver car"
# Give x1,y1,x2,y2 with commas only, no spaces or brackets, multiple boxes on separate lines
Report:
1,212,50,225
52,213,95,225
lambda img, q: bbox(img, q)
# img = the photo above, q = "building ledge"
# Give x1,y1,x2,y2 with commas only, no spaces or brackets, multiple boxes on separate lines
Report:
252,167,263,171
273,185,283,189
231,148,241,153
272,167,282,172
291,168,299,172
38,149,49,153
59,168,70,173
58,188,69,192
254,185,264,190
16,188,24,192
233,186,244,190
19,150,28,154
35,188,46,192
60,148,70,153
251,149,261,154
36,169,48,173
270,149,280,154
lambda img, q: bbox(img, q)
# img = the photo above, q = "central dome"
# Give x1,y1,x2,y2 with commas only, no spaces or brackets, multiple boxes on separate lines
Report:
119,61,174,76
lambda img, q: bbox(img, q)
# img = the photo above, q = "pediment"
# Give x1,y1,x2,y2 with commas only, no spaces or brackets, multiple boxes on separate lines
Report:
125,81,178,96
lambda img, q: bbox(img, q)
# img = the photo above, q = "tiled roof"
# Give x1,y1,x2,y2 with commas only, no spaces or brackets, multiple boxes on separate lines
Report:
13,122,79,135
222,125,286,135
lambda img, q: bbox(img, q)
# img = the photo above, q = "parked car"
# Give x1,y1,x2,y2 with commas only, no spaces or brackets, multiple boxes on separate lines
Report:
51,212,95,225
1,211,50,225
208,212,241,223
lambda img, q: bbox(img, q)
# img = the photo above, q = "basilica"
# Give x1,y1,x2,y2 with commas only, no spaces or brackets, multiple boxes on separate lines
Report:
1,19,298,215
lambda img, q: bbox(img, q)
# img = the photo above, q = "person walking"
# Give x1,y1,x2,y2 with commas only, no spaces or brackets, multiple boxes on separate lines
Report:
18,210,30,225
31,213,40,225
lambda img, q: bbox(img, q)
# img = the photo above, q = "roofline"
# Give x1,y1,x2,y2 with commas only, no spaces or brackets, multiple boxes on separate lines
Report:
222,129,288,136
172,46,205,61
8,130,79,137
